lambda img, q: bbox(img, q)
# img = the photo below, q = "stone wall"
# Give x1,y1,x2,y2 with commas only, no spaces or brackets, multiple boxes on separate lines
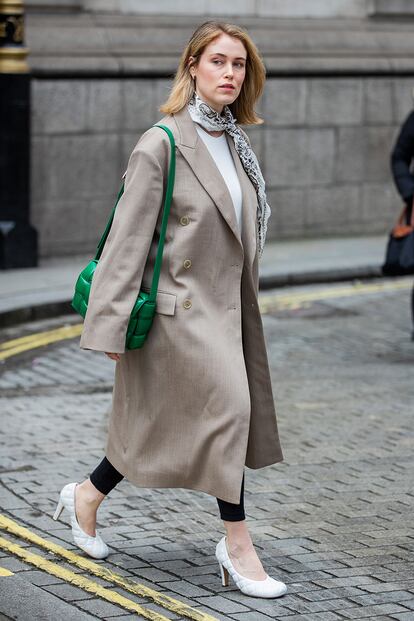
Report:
31,78,167,255
259,78,413,241
81,0,370,18
31,76,413,256
28,0,412,19
26,10,414,257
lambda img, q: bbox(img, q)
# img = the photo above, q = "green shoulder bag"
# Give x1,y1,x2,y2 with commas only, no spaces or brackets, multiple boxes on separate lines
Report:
71,124,176,350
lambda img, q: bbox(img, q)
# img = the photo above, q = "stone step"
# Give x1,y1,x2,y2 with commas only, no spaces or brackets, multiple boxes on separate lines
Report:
25,12,414,76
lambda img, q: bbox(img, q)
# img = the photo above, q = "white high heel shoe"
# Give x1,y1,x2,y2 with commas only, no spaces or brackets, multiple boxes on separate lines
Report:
215,535,287,598
53,482,109,559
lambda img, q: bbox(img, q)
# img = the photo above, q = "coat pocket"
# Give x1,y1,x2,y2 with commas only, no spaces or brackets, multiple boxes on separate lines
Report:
140,286,177,316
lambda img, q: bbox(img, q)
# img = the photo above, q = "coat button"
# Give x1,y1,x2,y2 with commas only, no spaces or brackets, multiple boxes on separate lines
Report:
183,299,192,309
183,259,192,269
180,215,190,226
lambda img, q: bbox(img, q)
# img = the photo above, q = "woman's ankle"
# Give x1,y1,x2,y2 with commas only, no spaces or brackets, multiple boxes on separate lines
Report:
77,479,105,506
224,520,254,554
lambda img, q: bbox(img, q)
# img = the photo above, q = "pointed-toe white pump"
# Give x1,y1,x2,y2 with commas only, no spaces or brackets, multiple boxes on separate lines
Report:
53,482,109,559
215,535,287,598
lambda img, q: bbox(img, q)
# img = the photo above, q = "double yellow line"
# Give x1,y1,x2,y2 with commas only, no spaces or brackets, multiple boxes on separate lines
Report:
259,278,412,313
0,278,411,362
0,324,83,361
0,514,218,620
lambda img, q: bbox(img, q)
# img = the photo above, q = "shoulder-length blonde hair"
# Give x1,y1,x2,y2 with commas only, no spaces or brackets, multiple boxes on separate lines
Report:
159,21,266,125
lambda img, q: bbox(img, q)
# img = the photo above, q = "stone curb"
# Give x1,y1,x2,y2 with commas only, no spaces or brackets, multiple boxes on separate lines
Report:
259,264,383,289
0,264,384,329
0,301,74,329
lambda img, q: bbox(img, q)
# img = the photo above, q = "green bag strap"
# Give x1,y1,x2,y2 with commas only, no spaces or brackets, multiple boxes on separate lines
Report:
149,124,176,303
93,124,176,304
94,183,124,260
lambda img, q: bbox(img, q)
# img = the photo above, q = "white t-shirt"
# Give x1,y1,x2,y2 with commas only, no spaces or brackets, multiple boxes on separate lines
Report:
195,124,243,234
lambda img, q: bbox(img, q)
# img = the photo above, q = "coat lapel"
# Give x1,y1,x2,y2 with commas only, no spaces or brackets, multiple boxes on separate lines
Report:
173,106,257,258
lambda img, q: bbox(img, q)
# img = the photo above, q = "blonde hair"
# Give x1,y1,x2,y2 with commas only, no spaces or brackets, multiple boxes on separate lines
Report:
159,21,266,125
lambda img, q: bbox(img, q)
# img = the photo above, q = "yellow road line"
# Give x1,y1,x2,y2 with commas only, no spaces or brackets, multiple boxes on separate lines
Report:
259,278,412,313
0,515,218,621
0,567,13,576
0,535,170,620
0,324,83,360
1,279,410,359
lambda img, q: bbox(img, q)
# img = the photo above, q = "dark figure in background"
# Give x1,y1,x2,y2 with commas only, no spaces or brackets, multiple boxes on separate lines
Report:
390,106,414,339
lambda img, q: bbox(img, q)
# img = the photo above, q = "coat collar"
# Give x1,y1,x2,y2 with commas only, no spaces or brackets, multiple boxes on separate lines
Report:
171,106,257,267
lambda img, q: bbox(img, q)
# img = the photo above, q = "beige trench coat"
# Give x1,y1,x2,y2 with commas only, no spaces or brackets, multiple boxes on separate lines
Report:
79,106,283,504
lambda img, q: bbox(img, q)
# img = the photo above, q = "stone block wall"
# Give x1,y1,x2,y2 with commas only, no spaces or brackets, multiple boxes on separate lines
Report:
30,75,414,256
258,77,413,240
31,79,168,255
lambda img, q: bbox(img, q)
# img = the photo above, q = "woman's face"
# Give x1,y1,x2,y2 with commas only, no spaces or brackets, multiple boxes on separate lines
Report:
189,33,247,114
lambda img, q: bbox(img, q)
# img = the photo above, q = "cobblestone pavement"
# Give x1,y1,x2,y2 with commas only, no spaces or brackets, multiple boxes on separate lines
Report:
0,277,414,620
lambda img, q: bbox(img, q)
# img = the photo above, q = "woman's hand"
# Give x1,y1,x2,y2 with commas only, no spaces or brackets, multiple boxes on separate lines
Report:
105,352,121,362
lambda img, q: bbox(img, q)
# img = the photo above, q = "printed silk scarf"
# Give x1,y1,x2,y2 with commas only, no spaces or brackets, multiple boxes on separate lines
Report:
187,91,271,258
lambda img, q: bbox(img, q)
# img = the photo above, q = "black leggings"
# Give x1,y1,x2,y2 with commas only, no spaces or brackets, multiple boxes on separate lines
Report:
89,457,245,521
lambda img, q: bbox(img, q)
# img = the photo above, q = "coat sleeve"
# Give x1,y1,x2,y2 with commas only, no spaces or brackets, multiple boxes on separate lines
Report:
390,109,414,203
79,129,169,354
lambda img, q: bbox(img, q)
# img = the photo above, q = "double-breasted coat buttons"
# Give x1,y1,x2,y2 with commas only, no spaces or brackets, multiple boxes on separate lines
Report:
180,217,192,307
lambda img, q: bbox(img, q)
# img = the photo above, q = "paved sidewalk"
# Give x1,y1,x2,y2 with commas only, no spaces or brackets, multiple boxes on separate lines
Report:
259,236,386,286
0,235,387,327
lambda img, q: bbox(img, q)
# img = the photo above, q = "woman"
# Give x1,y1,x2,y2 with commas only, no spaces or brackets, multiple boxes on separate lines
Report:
53,21,286,599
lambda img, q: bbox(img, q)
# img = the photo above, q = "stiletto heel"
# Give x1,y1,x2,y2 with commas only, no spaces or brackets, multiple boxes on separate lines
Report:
219,562,229,586
53,499,64,521
52,482,109,559
215,535,287,598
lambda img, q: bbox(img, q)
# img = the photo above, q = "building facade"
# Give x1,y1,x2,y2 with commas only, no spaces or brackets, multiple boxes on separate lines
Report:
25,0,414,256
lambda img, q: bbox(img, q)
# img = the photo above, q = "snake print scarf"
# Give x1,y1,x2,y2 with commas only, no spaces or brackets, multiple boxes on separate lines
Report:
187,91,270,258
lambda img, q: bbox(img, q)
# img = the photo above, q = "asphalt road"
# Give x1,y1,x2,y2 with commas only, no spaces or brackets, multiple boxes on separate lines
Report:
0,277,413,621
